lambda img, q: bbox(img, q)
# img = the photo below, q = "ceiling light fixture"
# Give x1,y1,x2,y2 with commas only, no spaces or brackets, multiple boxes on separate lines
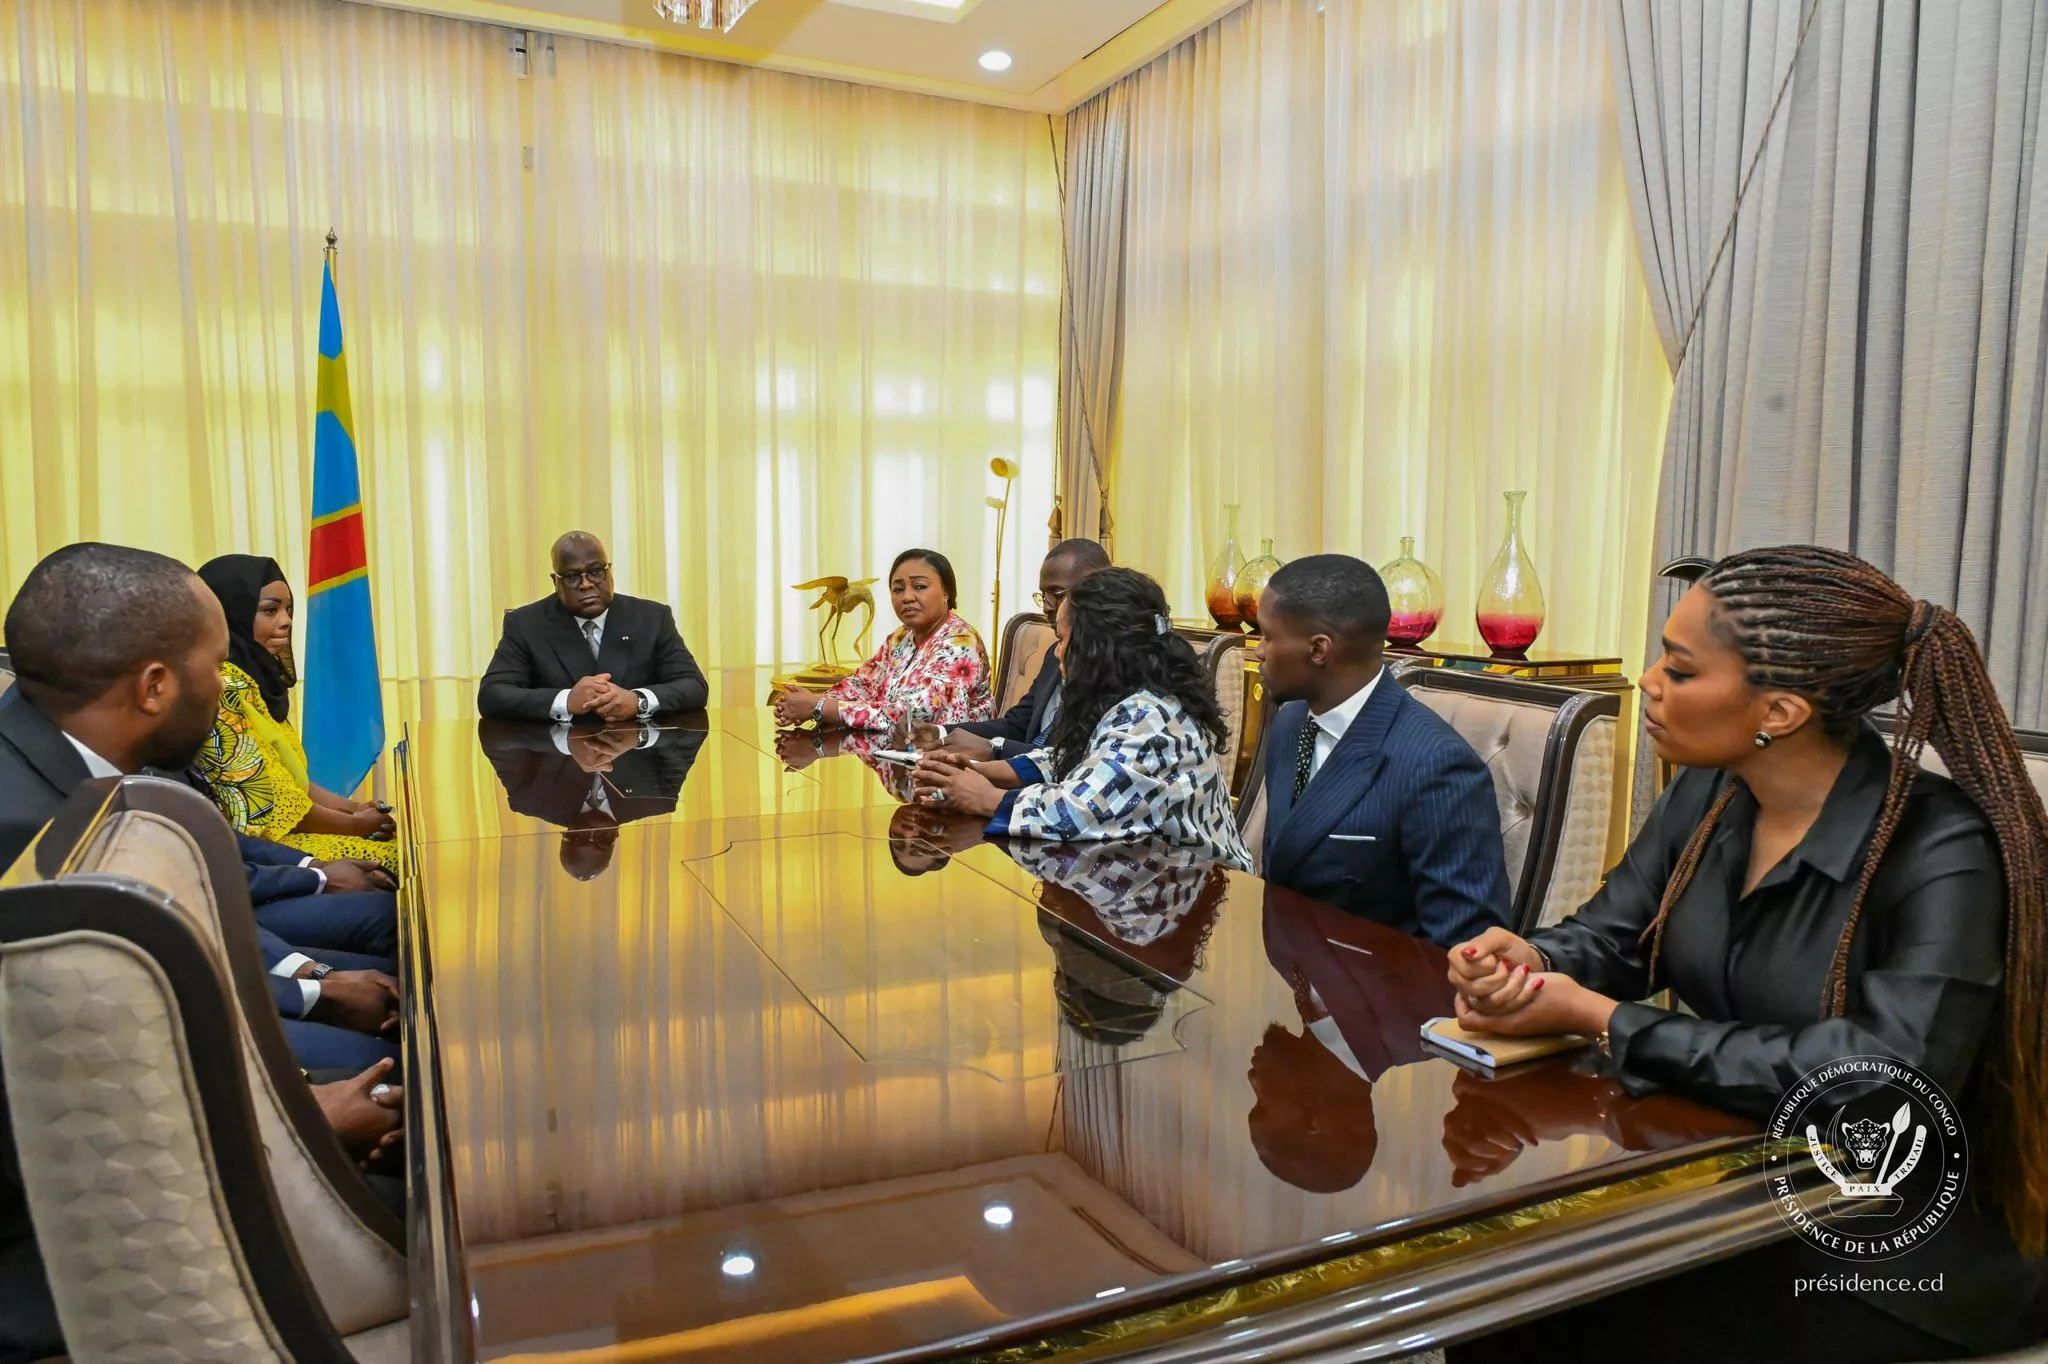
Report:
652,0,760,32
978,50,1013,72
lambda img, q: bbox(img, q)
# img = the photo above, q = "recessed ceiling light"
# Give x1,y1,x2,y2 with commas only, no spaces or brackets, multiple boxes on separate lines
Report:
720,1253,756,1278
979,50,1012,72
982,1202,1014,1228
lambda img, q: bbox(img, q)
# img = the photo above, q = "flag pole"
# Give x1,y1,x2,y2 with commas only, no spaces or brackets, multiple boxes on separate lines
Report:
316,226,384,805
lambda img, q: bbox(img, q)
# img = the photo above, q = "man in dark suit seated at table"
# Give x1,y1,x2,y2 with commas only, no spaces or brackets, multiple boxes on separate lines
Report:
0,544,402,1072
1253,554,1511,948
478,531,708,723
936,538,1109,760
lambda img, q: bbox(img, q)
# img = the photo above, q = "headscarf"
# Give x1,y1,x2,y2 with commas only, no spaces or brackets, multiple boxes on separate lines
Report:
197,555,294,722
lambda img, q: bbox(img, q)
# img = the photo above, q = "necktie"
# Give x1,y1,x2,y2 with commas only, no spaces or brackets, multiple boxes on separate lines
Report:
582,618,602,660
1292,715,1318,800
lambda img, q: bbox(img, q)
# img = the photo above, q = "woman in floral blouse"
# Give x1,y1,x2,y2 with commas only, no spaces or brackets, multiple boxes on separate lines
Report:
774,548,994,734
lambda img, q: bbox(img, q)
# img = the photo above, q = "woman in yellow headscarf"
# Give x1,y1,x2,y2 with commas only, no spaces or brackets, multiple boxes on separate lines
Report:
194,555,399,871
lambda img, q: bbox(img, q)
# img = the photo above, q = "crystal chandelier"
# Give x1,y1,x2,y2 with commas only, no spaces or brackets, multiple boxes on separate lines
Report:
651,0,760,30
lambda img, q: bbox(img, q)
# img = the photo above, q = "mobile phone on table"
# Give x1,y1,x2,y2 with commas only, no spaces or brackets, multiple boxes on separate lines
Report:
872,748,920,765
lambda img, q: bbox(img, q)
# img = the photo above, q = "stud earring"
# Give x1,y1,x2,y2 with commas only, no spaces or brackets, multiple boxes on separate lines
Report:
1754,730,1774,748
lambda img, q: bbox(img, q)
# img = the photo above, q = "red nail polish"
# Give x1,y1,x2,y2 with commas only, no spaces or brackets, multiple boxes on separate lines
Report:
1532,978,1545,990
1462,947,1478,959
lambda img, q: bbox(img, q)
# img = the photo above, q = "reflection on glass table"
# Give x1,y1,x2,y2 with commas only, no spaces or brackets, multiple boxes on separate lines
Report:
683,829,1214,1081
476,717,709,878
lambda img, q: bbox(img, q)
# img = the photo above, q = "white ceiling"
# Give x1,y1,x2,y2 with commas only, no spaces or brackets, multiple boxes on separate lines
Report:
345,0,1243,111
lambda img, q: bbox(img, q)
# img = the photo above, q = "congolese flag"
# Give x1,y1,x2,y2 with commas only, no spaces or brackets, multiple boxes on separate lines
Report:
301,253,385,796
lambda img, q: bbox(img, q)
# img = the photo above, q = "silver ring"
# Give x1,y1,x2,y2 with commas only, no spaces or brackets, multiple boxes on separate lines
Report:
370,1084,393,1100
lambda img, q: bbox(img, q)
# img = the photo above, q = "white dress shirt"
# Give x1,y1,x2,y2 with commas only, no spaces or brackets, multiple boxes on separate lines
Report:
61,732,324,1013
549,609,661,723
1305,668,1383,782
548,723,661,816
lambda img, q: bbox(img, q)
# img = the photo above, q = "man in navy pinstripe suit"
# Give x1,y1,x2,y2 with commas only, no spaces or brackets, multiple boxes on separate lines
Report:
1254,555,1511,947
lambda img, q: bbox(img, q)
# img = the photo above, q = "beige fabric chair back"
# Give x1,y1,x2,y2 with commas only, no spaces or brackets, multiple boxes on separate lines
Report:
1395,671,1621,933
1202,635,1255,797
1874,717,2048,812
993,612,1055,716
0,867,401,1362
52,780,405,1336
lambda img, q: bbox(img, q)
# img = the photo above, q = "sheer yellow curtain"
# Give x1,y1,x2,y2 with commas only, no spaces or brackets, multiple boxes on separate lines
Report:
1110,0,1670,667
0,0,1058,713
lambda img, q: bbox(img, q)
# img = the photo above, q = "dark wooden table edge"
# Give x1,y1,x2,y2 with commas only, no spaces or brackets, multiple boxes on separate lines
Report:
398,729,480,1364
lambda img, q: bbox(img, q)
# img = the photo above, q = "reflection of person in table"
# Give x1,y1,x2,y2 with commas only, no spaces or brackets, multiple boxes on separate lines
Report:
1249,887,1449,1192
1004,838,1229,986
1439,1064,1753,1188
886,803,990,874
476,718,705,829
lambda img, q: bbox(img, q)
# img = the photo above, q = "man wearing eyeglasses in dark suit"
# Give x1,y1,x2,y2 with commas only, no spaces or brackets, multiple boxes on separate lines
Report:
477,531,708,723
937,538,1108,761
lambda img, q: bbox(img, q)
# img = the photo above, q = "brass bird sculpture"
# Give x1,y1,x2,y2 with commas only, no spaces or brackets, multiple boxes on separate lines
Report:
793,575,878,669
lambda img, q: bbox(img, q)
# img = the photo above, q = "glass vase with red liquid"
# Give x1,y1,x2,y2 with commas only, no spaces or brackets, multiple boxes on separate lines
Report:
1205,503,1247,630
1475,490,1545,657
1379,536,1444,646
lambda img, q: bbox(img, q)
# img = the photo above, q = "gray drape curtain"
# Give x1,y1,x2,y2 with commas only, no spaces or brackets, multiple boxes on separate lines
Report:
1055,84,1133,556
1610,0,2048,814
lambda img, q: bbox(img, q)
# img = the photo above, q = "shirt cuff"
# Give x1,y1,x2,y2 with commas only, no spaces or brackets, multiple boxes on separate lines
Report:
550,688,572,722
636,688,658,717
1604,1000,1673,1083
304,863,328,893
273,952,313,979
1006,754,1046,786
986,788,1022,837
298,979,322,1014
551,725,573,756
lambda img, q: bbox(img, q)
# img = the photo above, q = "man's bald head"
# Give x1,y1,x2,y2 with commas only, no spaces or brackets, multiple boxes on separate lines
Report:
549,531,614,618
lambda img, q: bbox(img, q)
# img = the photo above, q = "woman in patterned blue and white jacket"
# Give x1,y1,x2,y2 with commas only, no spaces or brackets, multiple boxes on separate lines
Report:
911,567,1251,871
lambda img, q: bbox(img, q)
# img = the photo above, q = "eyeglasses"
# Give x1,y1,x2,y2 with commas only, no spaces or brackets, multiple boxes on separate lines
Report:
1032,589,1067,614
552,564,612,588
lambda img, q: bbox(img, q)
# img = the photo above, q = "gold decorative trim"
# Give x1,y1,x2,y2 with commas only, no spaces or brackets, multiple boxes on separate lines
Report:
962,1147,1767,1361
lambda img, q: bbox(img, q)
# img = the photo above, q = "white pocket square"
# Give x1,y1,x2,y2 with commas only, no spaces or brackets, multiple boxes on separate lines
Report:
1328,833,1377,843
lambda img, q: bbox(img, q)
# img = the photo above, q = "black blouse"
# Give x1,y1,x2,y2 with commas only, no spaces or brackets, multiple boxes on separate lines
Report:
1534,723,2004,1117
1534,724,2041,1349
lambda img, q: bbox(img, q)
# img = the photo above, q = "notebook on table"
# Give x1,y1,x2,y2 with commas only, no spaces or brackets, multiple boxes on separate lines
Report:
1421,1016,1589,1070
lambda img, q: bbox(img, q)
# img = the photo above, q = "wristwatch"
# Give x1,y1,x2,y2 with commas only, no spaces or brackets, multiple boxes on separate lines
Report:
812,698,825,725
1594,1029,1613,1059
307,962,333,980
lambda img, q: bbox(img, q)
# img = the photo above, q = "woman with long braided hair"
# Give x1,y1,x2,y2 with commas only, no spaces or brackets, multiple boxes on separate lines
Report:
1446,546,2046,1363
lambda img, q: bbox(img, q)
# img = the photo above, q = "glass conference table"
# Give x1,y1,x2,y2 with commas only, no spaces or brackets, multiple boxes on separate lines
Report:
394,709,1780,1363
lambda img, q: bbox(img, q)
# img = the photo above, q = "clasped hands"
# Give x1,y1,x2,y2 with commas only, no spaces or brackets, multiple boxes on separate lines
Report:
1445,926,1618,1041
906,749,1013,818
569,672,644,723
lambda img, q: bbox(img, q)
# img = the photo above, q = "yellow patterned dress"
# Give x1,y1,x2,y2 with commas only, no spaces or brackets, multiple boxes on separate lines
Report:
197,662,400,871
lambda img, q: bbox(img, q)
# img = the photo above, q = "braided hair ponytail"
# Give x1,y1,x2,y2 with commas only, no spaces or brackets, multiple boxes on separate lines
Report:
1638,545,2048,1254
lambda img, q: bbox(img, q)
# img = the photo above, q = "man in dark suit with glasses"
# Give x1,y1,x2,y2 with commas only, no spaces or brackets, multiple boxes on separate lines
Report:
938,538,1108,761
477,531,708,723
